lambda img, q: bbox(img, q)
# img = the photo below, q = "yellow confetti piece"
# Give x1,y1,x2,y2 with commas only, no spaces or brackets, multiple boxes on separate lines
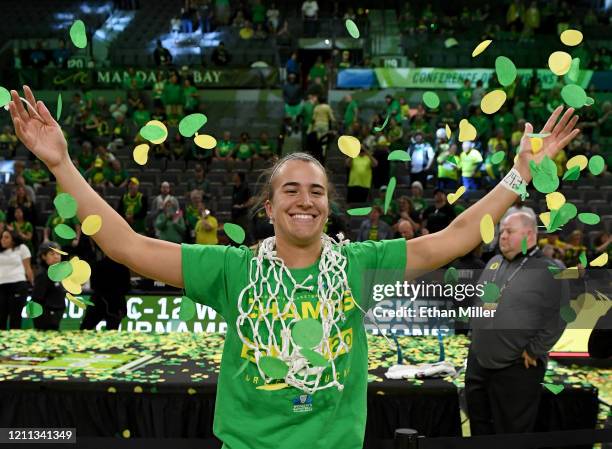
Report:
530,137,543,153
376,391,385,395
338,135,361,158
480,214,494,244
256,383,288,391
548,51,572,76
566,155,588,171
122,429,131,439
445,124,451,139
69,257,91,285
560,29,583,47
133,143,150,166
134,386,143,393
82,214,102,236
554,267,580,279
50,247,68,256
539,212,550,228
194,134,217,150
107,387,117,393
458,119,477,142
447,186,466,205
590,253,608,267
145,120,168,144
61,278,82,295
187,388,197,395
66,293,85,309
480,90,507,114
546,192,566,210
472,39,492,57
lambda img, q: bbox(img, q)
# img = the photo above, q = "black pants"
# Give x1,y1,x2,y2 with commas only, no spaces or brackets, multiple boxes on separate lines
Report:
80,293,126,330
347,186,370,204
410,171,428,188
33,307,65,330
0,281,29,330
465,348,545,435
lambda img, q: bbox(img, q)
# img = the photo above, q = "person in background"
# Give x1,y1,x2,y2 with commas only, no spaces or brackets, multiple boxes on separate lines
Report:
162,72,184,123
231,172,253,244
44,207,81,251
408,131,435,188
7,184,37,226
153,39,173,67
8,206,34,255
0,125,18,159
186,164,212,200
154,199,186,244
235,132,255,167
357,205,393,242
384,94,402,123
256,131,277,161
467,212,568,436
346,147,377,203
24,159,50,189
211,42,231,66
195,205,218,245
422,189,456,234
563,230,587,267
397,219,416,240
104,159,129,189
80,243,131,330
459,141,483,191
394,195,422,235
0,229,33,329
437,141,459,191
32,241,66,330
214,131,236,163
409,181,428,214
283,73,303,131
285,51,300,79
117,177,148,235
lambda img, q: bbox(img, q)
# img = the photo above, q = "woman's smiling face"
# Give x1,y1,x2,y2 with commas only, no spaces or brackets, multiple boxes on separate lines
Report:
265,160,329,247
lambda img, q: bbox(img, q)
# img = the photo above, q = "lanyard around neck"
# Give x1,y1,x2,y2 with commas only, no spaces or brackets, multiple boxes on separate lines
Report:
491,246,539,295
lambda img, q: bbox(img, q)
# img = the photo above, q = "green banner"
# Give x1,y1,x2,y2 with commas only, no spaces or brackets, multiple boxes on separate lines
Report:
374,68,593,90
19,67,279,90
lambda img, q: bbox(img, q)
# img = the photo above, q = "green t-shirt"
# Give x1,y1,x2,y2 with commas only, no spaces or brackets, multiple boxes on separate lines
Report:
302,102,314,130
344,100,358,127
184,86,199,110
256,140,276,158
386,99,402,123
308,64,327,81
456,87,472,107
104,168,128,187
236,143,253,160
24,168,49,185
181,239,406,449
162,83,184,106
133,109,151,128
348,155,373,188
217,140,235,157
85,167,106,185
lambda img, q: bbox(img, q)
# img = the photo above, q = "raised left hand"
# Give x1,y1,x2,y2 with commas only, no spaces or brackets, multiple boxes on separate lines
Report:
514,106,580,182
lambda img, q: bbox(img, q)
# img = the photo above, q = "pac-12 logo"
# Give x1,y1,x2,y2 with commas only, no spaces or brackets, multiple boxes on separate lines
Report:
292,394,313,413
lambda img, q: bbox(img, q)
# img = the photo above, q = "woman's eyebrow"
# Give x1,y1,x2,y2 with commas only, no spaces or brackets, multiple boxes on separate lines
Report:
280,182,326,190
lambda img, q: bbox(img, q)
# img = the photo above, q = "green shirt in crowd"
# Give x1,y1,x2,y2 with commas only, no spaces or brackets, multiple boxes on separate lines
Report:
24,168,49,185
348,155,373,189
344,100,359,128
104,167,129,187
217,140,235,157
256,140,277,158
236,143,253,160
181,238,406,449
162,83,184,105
155,213,186,244
133,109,152,128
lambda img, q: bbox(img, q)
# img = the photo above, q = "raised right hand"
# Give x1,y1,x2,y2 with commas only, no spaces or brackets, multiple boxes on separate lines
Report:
8,86,69,170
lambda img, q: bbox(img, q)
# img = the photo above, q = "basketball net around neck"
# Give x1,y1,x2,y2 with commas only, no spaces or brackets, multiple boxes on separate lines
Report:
235,232,368,394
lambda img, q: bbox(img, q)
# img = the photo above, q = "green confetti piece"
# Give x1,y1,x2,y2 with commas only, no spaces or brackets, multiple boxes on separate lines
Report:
0,86,10,108
561,84,587,108
560,305,577,323
491,151,505,165
54,224,76,240
444,38,458,48
495,56,517,87
588,155,604,175
56,93,62,122
515,183,529,201
179,296,196,321
223,223,245,244
347,207,372,216
548,202,577,232
178,113,207,137
480,283,500,303
526,132,551,138
562,165,580,181
53,193,78,219
533,173,559,194
521,237,528,255
69,20,87,49
447,155,459,167
259,356,288,379
384,176,396,215
443,267,459,284
345,19,360,38
233,359,250,379
79,296,94,306
584,97,594,106
387,150,411,162
541,156,557,176
292,318,323,348
139,124,166,141
26,301,43,319
579,251,588,268
548,265,563,276
48,261,73,282
301,348,328,367
566,57,580,83
374,114,390,132
422,91,440,109
543,383,564,395
577,212,600,225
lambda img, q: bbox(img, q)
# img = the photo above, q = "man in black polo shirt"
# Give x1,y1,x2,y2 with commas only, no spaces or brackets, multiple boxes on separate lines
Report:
422,189,456,234
466,211,569,435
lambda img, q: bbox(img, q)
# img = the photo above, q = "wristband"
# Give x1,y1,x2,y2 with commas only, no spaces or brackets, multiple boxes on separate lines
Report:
500,168,528,200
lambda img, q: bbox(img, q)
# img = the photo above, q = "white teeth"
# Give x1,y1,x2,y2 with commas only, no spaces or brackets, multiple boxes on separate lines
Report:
292,214,314,220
